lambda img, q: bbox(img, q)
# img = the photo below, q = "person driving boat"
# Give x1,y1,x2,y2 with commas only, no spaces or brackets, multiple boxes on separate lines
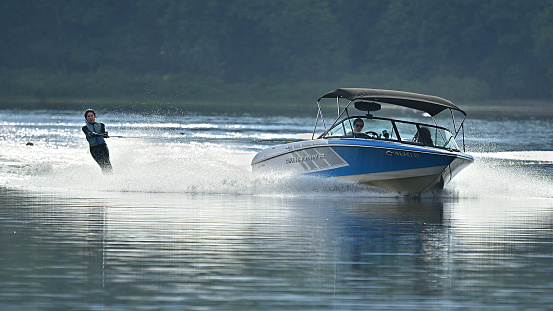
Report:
352,118,364,132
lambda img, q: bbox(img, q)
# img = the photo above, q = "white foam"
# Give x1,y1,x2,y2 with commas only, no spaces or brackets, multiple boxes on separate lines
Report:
446,153,553,199
1,138,397,198
2,138,552,199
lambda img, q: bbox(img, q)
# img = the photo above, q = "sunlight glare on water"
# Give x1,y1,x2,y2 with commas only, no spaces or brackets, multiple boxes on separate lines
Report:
1,110,552,199
1,109,553,310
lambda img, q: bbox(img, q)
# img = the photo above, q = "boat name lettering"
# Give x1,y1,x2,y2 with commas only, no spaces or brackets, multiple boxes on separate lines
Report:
286,154,325,164
386,150,419,158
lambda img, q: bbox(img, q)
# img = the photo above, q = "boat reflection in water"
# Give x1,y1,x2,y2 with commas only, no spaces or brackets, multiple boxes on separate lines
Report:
2,188,553,309
252,88,474,194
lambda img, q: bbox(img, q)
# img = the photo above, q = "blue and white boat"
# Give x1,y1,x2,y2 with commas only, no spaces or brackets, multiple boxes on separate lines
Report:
251,88,474,193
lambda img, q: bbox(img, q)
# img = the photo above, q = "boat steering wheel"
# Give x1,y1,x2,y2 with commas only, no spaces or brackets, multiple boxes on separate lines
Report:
365,131,378,138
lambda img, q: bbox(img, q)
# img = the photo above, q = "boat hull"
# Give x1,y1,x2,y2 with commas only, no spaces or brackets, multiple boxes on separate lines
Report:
251,138,473,193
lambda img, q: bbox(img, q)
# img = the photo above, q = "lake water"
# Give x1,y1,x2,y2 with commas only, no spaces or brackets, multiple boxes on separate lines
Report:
1,108,552,310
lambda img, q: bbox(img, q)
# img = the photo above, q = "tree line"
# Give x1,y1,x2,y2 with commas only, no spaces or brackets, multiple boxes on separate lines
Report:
1,0,553,109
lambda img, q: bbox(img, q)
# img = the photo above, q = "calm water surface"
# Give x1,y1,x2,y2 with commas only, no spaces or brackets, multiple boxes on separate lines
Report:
1,109,552,310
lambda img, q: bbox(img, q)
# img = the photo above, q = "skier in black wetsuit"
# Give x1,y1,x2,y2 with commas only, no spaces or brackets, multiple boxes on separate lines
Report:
82,109,113,174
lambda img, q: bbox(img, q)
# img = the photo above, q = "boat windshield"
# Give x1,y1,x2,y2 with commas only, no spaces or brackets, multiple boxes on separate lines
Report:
322,117,460,151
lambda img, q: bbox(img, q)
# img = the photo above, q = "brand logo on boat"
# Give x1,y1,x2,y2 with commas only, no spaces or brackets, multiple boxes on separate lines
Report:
386,150,419,158
286,153,325,164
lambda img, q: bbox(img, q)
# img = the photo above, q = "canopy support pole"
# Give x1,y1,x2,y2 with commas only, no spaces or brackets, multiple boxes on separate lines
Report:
313,100,326,139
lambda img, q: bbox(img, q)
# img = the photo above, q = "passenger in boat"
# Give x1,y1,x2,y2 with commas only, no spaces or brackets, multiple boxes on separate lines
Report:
82,109,113,174
414,127,434,146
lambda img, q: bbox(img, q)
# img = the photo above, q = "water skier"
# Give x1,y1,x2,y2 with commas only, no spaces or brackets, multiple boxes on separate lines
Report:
82,109,113,174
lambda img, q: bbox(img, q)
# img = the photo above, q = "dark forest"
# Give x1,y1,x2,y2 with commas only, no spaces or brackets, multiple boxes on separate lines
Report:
2,0,553,111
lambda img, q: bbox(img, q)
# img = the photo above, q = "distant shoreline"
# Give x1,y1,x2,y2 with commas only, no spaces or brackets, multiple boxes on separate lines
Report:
1,96,552,118
464,100,553,118
0,96,311,116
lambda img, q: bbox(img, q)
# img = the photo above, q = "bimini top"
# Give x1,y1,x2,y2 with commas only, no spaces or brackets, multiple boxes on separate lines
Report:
318,88,465,117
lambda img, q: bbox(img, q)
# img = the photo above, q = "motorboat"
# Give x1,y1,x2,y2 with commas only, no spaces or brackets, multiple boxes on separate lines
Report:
251,88,474,194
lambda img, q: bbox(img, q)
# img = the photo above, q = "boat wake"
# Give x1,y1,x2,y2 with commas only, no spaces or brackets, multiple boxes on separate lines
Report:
1,140,552,199
474,151,553,164
445,151,553,199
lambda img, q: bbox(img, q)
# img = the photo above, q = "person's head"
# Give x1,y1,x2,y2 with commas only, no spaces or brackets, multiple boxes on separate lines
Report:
84,109,96,123
353,118,364,132
418,127,432,145
413,127,433,146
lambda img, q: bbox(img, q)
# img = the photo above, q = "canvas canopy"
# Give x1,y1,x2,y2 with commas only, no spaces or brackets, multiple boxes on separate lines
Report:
318,88,465,117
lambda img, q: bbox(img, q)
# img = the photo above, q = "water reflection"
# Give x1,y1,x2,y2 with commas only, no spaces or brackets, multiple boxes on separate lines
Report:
447,199,553,307
1,188,552,310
